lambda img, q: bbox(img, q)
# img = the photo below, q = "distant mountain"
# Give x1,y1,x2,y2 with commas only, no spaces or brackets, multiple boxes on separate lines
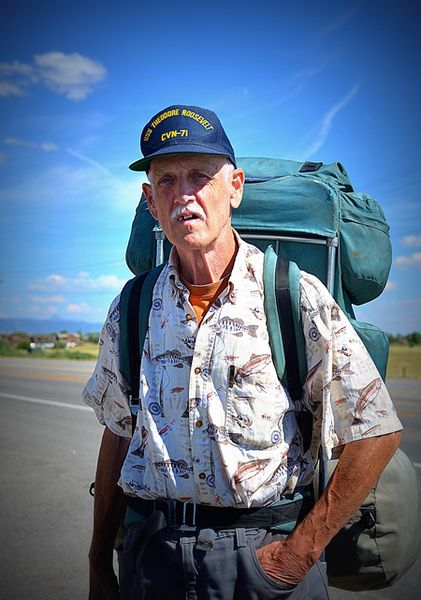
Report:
0,318,103,335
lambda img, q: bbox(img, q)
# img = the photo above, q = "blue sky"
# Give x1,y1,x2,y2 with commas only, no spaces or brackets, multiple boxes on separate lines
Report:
0,0,420,333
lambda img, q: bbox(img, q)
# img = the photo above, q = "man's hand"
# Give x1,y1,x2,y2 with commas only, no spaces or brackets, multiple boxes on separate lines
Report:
89,562,119,600
256,431,402,588
255,539,311,586
89,429,130,599
89,543,120,600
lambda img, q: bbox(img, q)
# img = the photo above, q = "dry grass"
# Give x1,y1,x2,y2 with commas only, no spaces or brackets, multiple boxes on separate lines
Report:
387,344,421,380
65,342,421,380
2,336,420,379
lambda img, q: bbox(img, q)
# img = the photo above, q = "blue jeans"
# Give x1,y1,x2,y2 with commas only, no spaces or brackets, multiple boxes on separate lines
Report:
117,525,329,599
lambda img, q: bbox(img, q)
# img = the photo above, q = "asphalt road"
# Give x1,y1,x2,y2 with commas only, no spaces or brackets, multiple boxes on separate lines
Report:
0,357,420,600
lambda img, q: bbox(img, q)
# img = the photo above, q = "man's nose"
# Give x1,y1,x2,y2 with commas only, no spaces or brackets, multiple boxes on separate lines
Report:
174,177,196,204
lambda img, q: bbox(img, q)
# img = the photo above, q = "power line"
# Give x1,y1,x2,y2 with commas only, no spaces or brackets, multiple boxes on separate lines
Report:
1,258,127,275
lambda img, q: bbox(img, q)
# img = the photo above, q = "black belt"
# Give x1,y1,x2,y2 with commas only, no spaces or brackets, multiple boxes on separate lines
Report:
125,492,311,531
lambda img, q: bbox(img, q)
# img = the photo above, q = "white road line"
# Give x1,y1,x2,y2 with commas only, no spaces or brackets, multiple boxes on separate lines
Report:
2,392,420,467
0,391,91,411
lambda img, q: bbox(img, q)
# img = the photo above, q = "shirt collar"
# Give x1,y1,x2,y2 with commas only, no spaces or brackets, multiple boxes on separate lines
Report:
165,230,263,303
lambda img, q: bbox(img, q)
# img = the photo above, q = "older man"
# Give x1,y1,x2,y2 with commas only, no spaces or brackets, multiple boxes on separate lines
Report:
84,105,402,600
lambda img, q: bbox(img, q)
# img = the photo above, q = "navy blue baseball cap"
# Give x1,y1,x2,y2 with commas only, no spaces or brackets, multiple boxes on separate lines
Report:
129,104,236,171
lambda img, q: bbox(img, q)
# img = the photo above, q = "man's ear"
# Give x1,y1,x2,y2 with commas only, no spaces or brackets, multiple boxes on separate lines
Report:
143,182,158,220
230,168,245,209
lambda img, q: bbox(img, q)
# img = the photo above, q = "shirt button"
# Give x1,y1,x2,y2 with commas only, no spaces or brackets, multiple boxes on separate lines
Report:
199,472,206,480
194,367,201,375
195,419,203,428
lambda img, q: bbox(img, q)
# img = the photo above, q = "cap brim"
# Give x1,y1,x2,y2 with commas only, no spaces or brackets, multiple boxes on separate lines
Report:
129,144,236,171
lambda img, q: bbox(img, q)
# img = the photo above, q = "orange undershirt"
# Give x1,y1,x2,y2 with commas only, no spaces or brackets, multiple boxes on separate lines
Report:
180,275,230,324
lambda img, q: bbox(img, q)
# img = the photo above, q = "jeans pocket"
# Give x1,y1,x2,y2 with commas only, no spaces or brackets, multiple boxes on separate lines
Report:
248,539,298,592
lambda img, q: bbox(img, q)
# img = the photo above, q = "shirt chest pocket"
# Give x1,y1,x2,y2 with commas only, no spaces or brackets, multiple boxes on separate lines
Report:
225,366,290,449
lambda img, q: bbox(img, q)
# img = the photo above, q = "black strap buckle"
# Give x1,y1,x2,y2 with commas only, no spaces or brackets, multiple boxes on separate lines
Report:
178,502,197,531
299,161,323,173
360,506,376,529
153,500,197,530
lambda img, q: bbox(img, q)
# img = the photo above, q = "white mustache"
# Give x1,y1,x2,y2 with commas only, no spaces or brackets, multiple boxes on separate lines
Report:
170,203,206,221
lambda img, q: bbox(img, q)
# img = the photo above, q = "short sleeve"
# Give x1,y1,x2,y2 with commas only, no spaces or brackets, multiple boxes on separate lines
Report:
82,295,132,439
299,271,402,459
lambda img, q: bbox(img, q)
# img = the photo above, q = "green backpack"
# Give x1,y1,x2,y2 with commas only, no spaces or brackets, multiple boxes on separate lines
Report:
121,157,420,590
126,158,391,378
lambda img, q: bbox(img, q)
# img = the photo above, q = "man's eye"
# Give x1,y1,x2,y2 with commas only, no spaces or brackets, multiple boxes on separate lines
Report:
193,172,209,181
158,176,173,186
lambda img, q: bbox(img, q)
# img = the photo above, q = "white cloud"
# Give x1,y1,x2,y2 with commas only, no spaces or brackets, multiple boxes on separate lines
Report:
40,142,59,152
301,84,360,158
0,52,106,101
29,294,66,304
4,137,59,152
394,252,421,269
47,274,66,285
0,80,27,96
0,60,35,79
0,292,107,322
96,275,127,289
67,302,91,314
29,272,128,293
402,235,421,247
0,60,37,96
28,304,60,317
34,52,107,100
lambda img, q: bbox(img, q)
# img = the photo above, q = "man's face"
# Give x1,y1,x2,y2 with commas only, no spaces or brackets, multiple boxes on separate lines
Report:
143,154,244,254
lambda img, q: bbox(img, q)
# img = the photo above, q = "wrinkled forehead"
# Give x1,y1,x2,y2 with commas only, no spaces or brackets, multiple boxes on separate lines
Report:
148,153,229,178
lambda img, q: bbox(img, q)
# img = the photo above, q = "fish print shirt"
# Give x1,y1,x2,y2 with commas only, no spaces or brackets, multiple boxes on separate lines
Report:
82,236,402,508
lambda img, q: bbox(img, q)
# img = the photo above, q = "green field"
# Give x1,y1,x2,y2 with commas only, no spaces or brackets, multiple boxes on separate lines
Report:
1,338,420,379
387,344,421,380
66,343,421,379
33,342,100,360
0,338,99,361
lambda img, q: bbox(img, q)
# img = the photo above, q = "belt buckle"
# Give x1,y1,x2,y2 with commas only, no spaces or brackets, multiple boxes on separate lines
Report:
153,499,176,526
175,502,197,531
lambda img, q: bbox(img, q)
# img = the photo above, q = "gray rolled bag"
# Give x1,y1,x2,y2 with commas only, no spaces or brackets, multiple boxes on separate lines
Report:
317,448,420,590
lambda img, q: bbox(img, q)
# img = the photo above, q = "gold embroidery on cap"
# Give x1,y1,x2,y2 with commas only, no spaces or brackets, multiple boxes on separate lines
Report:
143,128,153,142
161,129,189,142
149,108,181,131
181,109,213,130
143,108,213,142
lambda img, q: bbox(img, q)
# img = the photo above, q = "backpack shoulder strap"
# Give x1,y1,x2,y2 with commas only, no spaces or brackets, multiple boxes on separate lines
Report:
119,263,165,433
263,246,306,397
263,246,286,382
138,264,166,362
287,260,307,388
119,271,149,393
264,247,311,451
